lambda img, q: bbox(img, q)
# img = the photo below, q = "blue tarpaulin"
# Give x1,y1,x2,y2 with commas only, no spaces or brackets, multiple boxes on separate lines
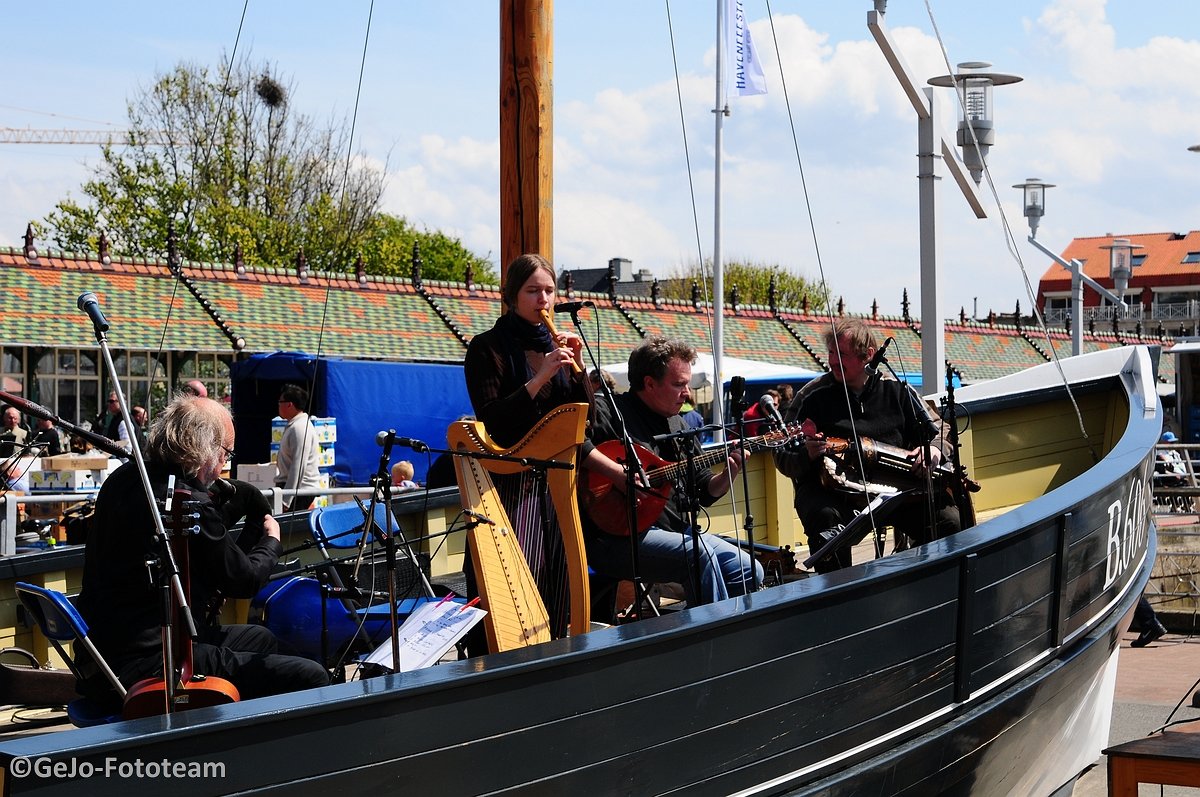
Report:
229,352,472,485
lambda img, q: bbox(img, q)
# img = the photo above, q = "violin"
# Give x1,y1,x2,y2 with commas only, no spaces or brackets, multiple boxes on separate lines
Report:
122,486,240,719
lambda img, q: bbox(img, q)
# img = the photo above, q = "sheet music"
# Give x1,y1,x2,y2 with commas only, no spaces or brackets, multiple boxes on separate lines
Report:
363,599,486,672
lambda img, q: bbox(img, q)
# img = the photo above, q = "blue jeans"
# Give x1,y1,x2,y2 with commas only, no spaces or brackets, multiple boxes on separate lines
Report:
587,527,763,605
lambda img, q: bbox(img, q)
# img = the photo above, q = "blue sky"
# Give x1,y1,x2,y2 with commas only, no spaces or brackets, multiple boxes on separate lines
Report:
3,1,1199,321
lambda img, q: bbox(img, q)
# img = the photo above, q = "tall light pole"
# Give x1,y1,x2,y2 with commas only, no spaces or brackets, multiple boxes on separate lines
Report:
1014,178,1133,356
868,6,1020,391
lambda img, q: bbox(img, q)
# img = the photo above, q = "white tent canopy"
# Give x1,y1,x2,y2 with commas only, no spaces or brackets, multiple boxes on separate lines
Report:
601,353,821,403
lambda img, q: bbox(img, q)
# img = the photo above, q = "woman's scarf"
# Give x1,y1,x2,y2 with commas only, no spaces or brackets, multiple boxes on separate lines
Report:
495,311,569,393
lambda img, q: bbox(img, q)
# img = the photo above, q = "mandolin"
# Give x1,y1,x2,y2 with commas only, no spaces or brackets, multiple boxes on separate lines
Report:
122,485,240,719
581,423,803,537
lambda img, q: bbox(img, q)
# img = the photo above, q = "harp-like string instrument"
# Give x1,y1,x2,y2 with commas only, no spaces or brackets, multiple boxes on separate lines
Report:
447,402,591,652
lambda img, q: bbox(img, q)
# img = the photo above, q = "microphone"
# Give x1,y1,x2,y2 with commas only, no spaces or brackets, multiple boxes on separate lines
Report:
461,508,495,526
758,394,785,429
77,292,110,333
374,430,427,452
375,429,397,465
728,375,746,403
553,300,594,314
867,337,893,370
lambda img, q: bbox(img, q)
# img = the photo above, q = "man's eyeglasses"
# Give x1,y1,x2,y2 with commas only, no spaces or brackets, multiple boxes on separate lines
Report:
221,445,236,460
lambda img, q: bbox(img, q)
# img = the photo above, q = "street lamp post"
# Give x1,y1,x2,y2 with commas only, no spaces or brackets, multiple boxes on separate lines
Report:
1014,178,1131,356
869,5,1020,391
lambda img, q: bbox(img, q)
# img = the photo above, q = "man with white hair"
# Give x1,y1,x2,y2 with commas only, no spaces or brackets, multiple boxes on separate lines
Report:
76,393,329,707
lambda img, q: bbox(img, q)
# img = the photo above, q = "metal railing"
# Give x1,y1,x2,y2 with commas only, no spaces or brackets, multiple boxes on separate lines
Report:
1149,442,1200,623
1151,300,1200,322
1152,442,1200,512
1044,305,1147,325
0,485,389,557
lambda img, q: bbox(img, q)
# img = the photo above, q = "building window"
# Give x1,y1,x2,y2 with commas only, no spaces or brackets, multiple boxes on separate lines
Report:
177,353,234,403
1183,252,1200,264
35,348,100,427
1132,254,1147,266
31,348,171,428
1,347,24,396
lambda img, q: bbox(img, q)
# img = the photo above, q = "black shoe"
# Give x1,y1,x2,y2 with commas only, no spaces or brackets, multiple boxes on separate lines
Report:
1131,621,1167,648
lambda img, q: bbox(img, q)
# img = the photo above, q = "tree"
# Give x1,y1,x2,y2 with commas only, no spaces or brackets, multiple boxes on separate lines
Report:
660,259,828,311
40,55,491,282
362,214,496,284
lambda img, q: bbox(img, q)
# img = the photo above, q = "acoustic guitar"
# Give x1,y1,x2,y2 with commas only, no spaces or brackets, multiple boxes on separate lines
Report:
122,485,240,719
581,423,803,537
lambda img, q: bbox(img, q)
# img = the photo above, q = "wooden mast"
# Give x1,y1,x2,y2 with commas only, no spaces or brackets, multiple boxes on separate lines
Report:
499,0,553,290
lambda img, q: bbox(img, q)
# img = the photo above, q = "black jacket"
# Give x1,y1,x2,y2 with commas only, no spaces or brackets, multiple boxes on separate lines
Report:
774,370,949,488
587,391,720,537
76,461,282,667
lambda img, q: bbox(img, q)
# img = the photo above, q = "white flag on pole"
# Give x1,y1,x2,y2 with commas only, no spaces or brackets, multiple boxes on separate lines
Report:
726,0,767,96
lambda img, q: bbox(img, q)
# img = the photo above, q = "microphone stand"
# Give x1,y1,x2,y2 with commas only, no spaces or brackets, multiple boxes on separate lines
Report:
354,432,403,672
727,377,758,591
873,352,938,545
651,425,711,605
563,307,657,621
80,294,195,715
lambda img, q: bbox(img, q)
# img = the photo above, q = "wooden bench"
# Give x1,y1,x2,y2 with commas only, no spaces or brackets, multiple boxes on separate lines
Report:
1105,732,1200,795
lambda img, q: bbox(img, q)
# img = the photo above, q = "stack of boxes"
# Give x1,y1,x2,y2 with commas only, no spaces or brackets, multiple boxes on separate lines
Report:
30,453,115,493
270,416,336,508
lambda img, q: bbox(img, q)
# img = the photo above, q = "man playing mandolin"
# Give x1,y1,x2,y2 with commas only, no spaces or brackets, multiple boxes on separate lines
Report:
582,337,762,606
76,394,329,708
776,318,960,573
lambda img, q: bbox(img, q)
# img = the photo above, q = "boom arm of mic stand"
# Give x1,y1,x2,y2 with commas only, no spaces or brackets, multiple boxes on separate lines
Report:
0,388,129,459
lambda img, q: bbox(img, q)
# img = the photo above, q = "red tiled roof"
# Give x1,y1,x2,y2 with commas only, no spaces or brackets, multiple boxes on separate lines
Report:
1037,230,1200,298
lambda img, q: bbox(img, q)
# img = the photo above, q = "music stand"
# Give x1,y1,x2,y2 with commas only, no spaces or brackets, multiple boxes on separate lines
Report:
801,489,916,571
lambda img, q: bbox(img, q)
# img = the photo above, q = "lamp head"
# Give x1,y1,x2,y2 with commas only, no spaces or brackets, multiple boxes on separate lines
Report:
1012,178,1054,238
929,62,1023,184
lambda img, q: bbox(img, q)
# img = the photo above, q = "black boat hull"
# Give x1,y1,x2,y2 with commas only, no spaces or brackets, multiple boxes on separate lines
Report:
0,348,1158,796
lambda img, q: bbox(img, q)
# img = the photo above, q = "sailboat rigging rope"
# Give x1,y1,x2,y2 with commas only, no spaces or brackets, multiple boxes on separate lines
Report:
145,0,251,416
663,1,748,584
759,0,889,553
295,0,377,519
920,0,1099,462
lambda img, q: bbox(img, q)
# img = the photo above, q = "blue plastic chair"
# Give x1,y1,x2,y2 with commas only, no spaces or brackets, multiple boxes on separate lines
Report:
312,501,396,553
14,582,126,727
309,501,411,607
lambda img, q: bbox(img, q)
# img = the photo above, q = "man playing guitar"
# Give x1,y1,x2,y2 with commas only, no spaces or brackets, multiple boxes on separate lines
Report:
581,337,762,606
774,319,961,573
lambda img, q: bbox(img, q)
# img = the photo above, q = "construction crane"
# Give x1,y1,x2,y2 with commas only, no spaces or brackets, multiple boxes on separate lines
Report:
0,128,174,145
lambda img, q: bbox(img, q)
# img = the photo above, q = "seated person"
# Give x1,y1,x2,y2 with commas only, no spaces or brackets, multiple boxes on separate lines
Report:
0,404,29,459
391,460,419,492
30,417,64,456
775,319,960,573
741,390,781,436
582,337,762,605
75,393,329,705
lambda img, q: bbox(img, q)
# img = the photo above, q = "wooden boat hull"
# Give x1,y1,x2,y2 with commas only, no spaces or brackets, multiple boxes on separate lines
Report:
0,347,1158,795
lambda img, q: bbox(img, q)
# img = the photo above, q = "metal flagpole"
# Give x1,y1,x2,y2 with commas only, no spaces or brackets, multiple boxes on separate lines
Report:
712,0,727,441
